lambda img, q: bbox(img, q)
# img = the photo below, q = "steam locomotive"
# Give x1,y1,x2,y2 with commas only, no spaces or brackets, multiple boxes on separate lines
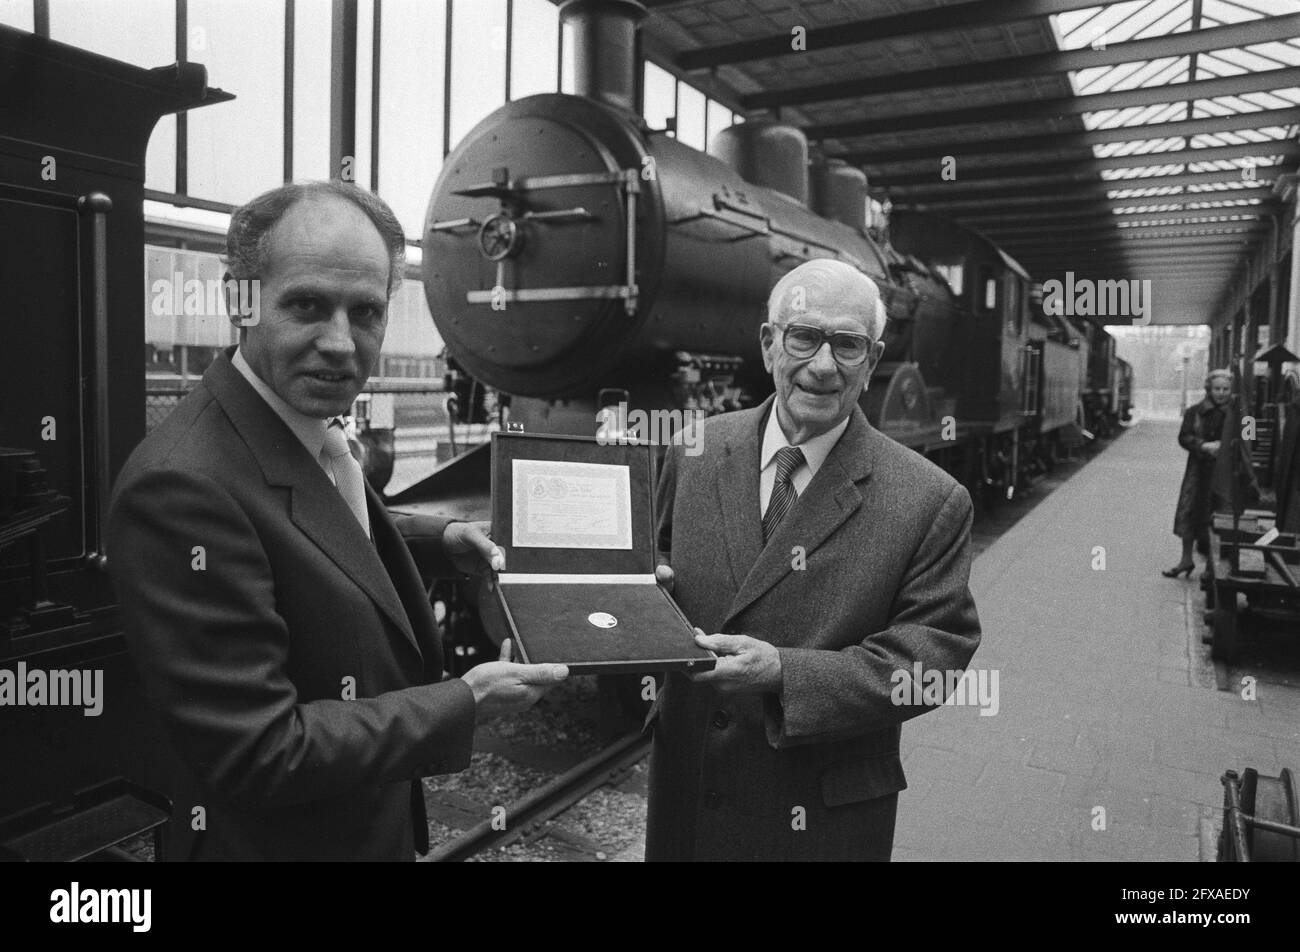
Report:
392,0,1132,526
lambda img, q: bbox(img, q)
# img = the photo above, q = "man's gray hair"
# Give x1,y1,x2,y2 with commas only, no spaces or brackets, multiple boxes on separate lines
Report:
767,258,887,339
225,180,406,296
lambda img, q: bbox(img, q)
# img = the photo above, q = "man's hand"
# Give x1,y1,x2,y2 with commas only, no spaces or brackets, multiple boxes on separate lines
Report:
689,629,782,695
1202,440,1221,458
443,520,505,576
655,562,674,592
459,640,568,718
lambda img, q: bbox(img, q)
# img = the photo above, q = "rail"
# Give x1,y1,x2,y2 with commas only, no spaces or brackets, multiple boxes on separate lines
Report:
421,731,651,862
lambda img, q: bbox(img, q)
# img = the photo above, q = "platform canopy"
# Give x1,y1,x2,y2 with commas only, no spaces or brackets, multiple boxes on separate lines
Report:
640,0,1300,326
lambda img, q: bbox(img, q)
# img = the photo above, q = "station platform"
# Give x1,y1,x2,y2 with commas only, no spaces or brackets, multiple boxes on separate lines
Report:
895,419,1300,861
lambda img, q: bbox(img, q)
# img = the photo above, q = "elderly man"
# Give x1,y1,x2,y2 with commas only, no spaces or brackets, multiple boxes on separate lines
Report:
647,258,981,861
107,181,566,861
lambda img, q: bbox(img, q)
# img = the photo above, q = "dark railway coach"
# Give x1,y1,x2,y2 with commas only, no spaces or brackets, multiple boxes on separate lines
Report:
0,27,229,859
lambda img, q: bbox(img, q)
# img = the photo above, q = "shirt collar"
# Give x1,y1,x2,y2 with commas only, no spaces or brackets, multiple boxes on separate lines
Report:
760,402,850,476
232,348,329,462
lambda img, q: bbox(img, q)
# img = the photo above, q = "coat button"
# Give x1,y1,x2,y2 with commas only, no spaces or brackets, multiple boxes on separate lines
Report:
712,709,729,729
705,791,721,809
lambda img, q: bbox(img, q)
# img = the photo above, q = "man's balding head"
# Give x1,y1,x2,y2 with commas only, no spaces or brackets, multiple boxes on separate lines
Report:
767,259,886,339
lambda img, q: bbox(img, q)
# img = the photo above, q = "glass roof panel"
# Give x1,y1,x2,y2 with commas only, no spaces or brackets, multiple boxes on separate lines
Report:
1050,0,1298,222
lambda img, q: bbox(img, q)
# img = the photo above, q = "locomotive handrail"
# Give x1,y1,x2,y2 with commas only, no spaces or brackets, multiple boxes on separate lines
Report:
768,224,846,257
78,192,113,572
668,205,770,241
429,217,481,233
466,285,638,305
521,208,595,223
453,170,630,195
712,195,769,221
433,210,594,232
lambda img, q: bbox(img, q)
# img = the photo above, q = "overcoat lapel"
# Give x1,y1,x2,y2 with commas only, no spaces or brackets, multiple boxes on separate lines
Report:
203,350,420,655
722,406,875,627
714,406,765,595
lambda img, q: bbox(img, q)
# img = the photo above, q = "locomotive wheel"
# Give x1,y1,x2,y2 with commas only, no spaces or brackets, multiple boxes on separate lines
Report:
1210,586,1241,663
1240,768,1300,862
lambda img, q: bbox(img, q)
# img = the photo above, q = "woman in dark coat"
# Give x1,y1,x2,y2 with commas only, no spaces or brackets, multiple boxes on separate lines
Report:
1165,369,1233,577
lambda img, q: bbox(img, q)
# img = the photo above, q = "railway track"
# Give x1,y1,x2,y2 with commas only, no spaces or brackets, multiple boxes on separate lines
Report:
422,730,652,862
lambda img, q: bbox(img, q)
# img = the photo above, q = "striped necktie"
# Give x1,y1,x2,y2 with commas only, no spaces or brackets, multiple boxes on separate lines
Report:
322,419,371,539
762,445,805,543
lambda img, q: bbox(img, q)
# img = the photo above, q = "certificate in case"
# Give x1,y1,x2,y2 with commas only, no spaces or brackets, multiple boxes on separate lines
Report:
477,431,716,676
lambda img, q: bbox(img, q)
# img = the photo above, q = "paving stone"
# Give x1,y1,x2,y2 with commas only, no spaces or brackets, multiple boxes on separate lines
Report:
894,421,1298,862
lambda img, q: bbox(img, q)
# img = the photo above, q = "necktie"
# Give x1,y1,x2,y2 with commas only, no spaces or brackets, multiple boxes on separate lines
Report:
762,446,805,542
322,419,371,539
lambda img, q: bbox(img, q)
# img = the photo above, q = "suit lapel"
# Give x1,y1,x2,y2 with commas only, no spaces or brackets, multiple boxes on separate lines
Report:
723,407,875,627
368,483,441,674
713,401,767,595
203,349,420,655
285,476,420,654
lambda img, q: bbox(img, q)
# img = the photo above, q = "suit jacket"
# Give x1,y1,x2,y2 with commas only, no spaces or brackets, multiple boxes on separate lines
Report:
106,349,477,861
646,397,981,861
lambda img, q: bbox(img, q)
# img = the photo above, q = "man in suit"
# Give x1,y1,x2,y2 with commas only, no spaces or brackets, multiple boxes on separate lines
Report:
107,182,566,861
647,258,981,861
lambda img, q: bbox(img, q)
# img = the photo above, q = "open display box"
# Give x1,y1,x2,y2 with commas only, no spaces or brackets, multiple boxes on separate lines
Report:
475,431,716,676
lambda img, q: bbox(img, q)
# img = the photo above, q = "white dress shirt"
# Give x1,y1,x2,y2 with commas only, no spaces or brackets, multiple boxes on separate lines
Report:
232,349,332,479
759,406,850,517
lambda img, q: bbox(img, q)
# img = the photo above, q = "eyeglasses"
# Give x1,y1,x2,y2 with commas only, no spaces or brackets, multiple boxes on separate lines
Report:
773,323,875,367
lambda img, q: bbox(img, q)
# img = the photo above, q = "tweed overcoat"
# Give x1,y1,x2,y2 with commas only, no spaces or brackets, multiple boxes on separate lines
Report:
646,397,981,861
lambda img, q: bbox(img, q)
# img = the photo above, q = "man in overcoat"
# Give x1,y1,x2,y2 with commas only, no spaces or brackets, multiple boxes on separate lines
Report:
647,259,981,861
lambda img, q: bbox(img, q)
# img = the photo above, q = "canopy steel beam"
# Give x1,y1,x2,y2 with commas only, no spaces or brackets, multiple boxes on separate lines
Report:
869,142,1298,187
1020,265,1242,275
979,216,1268,235
919,193,1275,215
675,0,1116,72
803,67,1300,140
1024,254,1244,262
1074,248,1262,259
1017,257,1256,269
957,199,1277,225
881,165,1285,201
1030,259,1245,269
1008,240,1259,256
843,108,1300,166
1009,236,1261,251
745,15,1300,110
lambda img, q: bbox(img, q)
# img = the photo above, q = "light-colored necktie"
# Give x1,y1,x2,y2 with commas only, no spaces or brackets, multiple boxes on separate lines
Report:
322,419,371,539
762,445,805,543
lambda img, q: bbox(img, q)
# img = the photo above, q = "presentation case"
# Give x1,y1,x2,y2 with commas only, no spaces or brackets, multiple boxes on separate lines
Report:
476,431,715,676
